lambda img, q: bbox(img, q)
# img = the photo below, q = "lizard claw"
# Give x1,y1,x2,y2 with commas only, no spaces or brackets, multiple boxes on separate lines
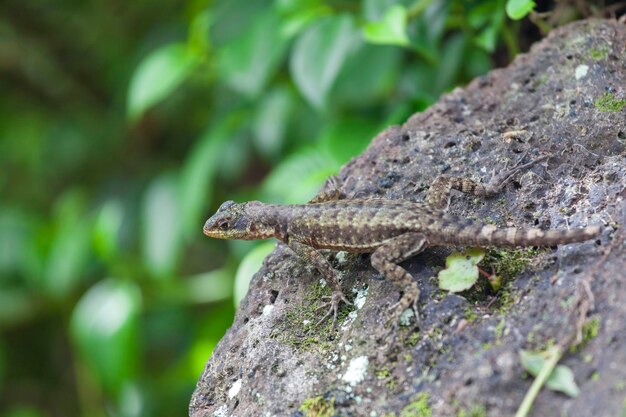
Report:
488,152,550,188
316,290,352,330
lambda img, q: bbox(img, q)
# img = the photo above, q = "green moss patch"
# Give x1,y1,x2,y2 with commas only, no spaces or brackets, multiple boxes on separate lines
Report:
400,393,432,417
272,282,352,351
299,396,335,417
483,247,540,279
570,316,601,352
457,404,486,417
589,47,608,61
595,93,626,112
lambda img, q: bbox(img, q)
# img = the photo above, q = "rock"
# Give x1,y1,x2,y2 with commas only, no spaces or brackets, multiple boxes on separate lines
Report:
190,19,626,417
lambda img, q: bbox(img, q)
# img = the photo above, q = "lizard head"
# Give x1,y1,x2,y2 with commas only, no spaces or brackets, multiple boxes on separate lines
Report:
203,201,274,240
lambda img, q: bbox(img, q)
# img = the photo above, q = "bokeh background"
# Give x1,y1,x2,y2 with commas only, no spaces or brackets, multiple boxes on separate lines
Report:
0,1,622,416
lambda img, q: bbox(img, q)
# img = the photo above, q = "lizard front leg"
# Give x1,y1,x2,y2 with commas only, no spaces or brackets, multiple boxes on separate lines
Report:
426,154,549,210
287,239,352,327
370,233,428,328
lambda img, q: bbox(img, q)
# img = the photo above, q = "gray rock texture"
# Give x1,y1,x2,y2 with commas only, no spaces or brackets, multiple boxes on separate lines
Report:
191,19,626,417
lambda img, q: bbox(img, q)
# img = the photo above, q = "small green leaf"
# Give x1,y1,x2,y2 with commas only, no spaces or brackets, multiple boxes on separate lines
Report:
178,118,234,240
252,86,294,159
409,0,449,56
92,200,123,261
318,118,378,164
217,10,288,98
435,32,467,93
261,148,337,204
474,7,504,52
0,208,33,276
43,191,92,298
505,0,536,20
332,43,401,106
234,242,275,306
71,279,141,394
438,248,485,292
550,367,579,397
117,381,145,417
275,0,331,38
142,174,182,279
363,5,410,47
183,268,233,305
290,15,359,109
188,10,212,55
468,2,496,28
475,24,498,52
463,48,492,80
127,43,200,120
520,350,580,397
362,0,398,20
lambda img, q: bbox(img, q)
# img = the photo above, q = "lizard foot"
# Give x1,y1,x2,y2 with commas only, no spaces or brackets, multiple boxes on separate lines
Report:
487,151,549,188
315,290,353,330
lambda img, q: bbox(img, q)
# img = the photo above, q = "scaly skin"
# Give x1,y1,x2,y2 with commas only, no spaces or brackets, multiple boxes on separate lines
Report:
203,155,601,329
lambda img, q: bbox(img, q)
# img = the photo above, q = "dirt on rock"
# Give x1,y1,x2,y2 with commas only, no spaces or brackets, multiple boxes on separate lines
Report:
190,19,626,417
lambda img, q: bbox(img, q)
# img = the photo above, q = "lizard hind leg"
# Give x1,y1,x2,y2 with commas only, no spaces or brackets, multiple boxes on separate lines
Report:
370,233,428,334
425,153,549,210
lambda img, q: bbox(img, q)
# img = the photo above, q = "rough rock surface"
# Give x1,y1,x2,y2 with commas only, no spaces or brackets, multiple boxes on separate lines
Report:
191,19,626,417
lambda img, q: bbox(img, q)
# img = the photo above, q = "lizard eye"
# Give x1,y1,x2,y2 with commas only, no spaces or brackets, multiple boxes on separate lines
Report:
217,220,230,230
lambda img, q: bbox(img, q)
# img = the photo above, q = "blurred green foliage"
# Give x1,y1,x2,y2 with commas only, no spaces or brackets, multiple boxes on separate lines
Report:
0,0,615,416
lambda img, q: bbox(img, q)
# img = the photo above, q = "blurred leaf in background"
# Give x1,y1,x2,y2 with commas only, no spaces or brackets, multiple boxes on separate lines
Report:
127,43,201,121
0,0,619,415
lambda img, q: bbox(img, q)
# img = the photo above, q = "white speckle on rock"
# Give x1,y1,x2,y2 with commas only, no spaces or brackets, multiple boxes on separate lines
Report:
342,356,369,386
399,308,414,326
335,251,348,265
319,278,327,288
345,343,352,351
228,379,242,399
326,351,339,369
575,64,589,80
262,305,274,316
302,319,310,326
213,404,228,417
341,310,359,329
353,287,368,309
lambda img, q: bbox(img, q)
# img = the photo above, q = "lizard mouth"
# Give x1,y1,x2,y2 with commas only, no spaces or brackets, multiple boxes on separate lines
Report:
203,221,219,238
203,221,234,239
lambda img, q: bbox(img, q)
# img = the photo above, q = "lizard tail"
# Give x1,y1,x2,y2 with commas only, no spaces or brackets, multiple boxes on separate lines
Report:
451,223,602,247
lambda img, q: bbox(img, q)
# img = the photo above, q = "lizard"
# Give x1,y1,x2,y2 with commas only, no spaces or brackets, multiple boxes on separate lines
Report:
203,154,601,329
